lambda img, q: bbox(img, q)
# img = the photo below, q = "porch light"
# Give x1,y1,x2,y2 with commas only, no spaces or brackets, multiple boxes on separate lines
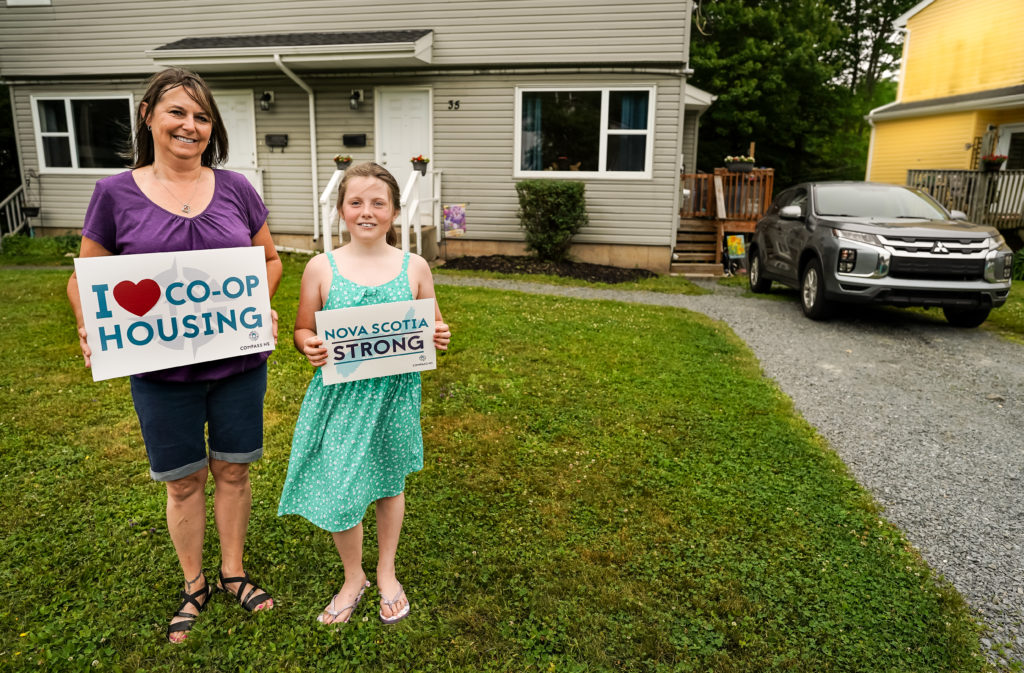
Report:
349,89,362,110
259,91,274,111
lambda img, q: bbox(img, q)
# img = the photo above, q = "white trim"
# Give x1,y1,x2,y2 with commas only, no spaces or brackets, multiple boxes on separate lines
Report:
868,92,1024,121
513,85,656,180
30,93,134,173
894,0,936,28
6,0,51,5
996,123,1024,157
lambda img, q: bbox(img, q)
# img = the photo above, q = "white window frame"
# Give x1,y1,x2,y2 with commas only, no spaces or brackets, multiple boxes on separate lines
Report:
514,85,656,180
30,94,135,174
6,0,52,6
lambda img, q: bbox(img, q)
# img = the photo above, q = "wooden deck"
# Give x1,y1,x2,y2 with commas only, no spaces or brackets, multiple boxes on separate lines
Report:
673,168,773,276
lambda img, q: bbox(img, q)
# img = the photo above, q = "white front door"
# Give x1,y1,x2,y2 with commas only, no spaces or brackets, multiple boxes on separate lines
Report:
213,90,262,195
377,88,432,214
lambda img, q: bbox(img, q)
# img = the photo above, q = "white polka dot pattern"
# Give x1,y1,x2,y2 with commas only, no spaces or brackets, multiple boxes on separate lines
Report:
277,252,424,532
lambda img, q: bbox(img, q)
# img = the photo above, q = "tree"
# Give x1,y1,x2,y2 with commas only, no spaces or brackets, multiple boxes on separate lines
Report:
689,0,916,188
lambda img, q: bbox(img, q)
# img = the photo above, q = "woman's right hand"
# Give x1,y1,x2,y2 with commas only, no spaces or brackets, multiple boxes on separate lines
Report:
77,326,93,368
302,335,328,367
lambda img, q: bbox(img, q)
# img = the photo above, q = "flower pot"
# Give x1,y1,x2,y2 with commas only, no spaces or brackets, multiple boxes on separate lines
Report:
980,160,1004,173
726,162,754,173
22,206,40,218
334,160,352,170
412,160,428,176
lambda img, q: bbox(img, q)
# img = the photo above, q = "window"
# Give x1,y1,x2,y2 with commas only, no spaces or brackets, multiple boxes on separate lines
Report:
32,96,133,171
516,87,654,178
6,1,52,5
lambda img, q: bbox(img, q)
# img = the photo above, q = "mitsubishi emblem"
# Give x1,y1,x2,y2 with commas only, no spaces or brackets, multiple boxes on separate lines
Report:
931,241,950,254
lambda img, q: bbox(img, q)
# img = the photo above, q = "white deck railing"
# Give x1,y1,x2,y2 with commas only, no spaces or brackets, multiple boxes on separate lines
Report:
0,185,32,248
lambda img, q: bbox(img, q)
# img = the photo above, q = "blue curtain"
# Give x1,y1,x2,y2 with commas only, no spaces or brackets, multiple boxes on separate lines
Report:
521,95,543,171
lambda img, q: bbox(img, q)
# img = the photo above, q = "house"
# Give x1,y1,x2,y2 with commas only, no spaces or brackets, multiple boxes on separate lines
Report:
0,0,712,273
866,0,1024,183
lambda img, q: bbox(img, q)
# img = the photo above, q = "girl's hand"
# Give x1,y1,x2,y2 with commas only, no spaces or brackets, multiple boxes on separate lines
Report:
77,326,92,368
433,321,451,351
302,335,328,367
270,309,279,345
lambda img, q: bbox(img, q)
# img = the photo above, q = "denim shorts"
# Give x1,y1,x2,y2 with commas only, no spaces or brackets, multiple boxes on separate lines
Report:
130,363,267,481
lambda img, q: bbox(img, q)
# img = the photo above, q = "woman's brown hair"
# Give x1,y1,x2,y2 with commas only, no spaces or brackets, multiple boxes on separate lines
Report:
336,162,401,247
131,67,228,168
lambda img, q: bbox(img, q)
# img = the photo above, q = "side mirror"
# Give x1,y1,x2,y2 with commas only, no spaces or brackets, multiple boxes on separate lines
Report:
780,205,803,219
949,209,967,221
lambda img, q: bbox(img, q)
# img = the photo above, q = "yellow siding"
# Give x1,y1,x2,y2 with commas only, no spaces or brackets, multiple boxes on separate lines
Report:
901,0,1024,102
868,112,978,184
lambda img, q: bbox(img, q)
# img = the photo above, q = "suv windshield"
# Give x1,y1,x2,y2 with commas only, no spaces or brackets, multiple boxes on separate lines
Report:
814,185,949,220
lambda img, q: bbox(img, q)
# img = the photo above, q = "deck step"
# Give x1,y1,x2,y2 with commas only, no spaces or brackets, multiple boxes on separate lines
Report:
670,262,723,277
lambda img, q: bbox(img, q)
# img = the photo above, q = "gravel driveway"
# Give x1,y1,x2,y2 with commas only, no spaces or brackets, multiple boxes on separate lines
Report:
436,273,1024,664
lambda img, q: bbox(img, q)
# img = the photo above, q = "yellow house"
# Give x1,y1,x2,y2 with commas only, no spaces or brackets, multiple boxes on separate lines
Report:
866,0,1024,185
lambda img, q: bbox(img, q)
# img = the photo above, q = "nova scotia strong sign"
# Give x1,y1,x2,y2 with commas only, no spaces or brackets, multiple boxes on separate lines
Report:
74,247,275,381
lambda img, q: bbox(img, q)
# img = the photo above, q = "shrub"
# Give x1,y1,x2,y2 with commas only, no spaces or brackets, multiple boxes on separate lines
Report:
1013,247,1024,281
515,179,588,262
0,233,80,259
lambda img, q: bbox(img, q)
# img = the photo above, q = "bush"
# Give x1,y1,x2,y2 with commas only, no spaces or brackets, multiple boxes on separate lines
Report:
0,233,80,262
1014,247,1024,281
515,179,588,262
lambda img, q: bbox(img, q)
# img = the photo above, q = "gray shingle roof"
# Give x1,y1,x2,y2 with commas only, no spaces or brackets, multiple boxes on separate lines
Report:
154,29,431,51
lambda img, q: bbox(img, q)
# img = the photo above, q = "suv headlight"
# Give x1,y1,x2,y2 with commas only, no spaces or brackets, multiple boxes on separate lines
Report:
833,229,882,246
988,233,1007,250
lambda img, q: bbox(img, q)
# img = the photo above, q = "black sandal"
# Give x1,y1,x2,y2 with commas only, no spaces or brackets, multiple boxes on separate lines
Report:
166,573,211,644
216,569,273,612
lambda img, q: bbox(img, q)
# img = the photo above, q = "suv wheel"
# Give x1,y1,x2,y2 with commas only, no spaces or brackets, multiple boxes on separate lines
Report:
748,248,772,293
942,306,990,328
800,258,831,320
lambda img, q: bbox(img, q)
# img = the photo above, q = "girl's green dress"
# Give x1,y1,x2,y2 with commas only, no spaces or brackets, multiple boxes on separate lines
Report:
278,252,423,532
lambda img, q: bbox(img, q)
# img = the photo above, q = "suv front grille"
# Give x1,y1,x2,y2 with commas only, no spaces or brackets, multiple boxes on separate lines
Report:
878,233,989,281
888,257,985,280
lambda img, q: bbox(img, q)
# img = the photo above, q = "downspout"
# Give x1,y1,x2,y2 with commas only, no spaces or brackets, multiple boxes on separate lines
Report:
273,54,320,242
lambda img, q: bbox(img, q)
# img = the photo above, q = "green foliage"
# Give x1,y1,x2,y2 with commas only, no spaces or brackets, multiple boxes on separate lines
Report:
0,233,80,264
690,0,918,188
1013,247,1024,281
0,262,996,671
515,179,588,262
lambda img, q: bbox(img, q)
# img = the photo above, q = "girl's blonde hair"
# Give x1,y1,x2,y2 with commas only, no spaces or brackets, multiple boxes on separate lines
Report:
336,162,401,247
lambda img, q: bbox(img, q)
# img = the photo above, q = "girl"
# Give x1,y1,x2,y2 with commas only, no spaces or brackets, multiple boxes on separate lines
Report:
278,162,450,625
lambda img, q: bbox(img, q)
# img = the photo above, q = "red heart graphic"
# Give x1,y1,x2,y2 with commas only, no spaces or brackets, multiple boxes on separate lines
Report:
113,279,161,317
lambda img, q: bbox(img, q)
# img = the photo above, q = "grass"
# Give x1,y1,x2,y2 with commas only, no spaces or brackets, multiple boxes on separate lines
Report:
0,246,1002,672
434,266,709,294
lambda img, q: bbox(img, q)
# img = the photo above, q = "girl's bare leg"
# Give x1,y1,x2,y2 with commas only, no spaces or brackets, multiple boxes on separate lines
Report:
375,493,409,619
321,523,368,624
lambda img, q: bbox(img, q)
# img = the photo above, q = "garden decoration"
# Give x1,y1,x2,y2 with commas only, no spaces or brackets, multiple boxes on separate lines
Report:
980,154,1006,172
333,154,353,170
724,155,755,173
411,155,430,175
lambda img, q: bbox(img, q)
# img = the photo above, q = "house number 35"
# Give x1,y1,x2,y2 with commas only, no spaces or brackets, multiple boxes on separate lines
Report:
448,100,461,110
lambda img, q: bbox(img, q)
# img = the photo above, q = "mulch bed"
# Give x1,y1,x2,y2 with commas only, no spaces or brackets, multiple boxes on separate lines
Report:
436,254,657,284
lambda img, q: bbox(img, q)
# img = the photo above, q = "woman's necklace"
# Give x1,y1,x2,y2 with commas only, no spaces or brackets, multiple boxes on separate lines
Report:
151,167,203,214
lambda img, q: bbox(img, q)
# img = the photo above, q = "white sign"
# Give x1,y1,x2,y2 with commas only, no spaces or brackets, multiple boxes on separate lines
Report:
74,247,274,381
315,298,436,385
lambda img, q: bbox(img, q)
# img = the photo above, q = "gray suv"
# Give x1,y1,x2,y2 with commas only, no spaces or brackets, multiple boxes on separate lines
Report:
748,182,1014,327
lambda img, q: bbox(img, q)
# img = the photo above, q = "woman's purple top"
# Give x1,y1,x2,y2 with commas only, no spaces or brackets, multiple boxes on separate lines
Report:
82,168,271,383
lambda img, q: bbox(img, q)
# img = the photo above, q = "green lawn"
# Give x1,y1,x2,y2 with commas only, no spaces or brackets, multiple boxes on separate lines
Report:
0,253,1000,672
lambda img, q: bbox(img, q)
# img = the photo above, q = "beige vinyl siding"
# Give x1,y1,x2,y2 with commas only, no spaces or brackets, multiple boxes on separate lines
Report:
10,81,139,233
17,70,684,247
428,73,682,247
0,0,687,78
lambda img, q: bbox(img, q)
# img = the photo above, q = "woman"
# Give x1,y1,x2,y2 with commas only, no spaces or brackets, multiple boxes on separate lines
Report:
67,67,281,643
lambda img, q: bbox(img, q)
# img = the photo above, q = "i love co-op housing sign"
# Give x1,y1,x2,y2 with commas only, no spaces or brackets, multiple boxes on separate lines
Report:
74,247,275,381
